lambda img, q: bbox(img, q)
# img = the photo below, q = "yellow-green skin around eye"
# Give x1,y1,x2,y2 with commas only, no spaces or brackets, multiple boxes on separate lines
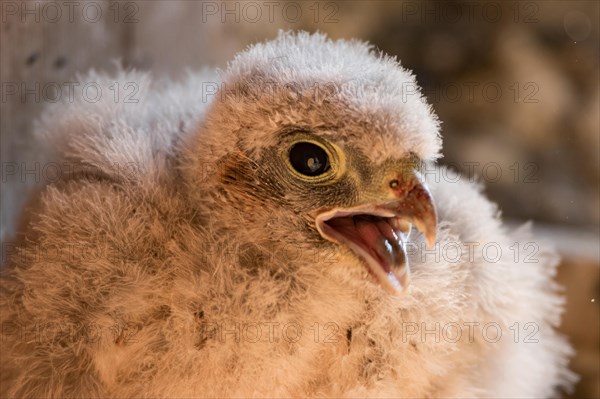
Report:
268,129,423,213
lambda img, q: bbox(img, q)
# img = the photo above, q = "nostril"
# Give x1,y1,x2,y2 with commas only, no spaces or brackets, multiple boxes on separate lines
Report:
389,179,399,189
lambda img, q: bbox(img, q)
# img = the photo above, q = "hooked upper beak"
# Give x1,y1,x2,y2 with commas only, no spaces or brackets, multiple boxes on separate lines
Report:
315,174,437,296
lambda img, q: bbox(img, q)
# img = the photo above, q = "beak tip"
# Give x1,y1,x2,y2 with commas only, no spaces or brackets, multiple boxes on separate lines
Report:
386,269,411,297
426,232,436,249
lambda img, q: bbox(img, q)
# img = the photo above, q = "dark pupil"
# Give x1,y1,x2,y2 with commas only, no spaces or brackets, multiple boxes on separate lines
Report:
289,142,330,177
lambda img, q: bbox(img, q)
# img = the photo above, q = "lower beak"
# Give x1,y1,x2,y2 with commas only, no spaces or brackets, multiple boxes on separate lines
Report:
315,178,437,296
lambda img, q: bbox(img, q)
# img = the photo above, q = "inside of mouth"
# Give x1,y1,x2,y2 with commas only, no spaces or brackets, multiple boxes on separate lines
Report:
322,214,406,276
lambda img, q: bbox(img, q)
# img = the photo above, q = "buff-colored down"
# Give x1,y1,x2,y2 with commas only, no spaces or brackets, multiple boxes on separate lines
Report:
0,32,574,398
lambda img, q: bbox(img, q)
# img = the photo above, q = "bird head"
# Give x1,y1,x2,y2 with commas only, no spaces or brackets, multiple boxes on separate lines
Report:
183,32,441,298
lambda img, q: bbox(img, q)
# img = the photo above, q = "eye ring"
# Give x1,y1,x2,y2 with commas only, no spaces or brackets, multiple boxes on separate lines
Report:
282,136,342,183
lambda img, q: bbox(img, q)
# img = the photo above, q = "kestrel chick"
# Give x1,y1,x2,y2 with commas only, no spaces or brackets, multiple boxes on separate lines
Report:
0,32,574,398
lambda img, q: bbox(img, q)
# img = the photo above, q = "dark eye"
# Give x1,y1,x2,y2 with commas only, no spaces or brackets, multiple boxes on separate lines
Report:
288,142,331,177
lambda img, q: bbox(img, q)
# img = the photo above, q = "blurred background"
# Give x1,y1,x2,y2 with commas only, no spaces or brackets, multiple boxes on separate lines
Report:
1,1,598,397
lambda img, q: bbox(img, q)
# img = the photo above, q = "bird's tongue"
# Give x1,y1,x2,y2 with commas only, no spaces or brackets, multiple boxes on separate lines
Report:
324,215,408,294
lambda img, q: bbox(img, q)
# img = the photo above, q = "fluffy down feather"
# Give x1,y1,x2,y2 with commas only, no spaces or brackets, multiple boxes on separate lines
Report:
0,31,574,398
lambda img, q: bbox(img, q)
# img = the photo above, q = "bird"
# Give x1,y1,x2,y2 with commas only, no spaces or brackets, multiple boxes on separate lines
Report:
0,31,575,398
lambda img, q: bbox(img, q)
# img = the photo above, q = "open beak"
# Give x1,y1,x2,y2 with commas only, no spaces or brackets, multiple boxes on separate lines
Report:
315,177,437,296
